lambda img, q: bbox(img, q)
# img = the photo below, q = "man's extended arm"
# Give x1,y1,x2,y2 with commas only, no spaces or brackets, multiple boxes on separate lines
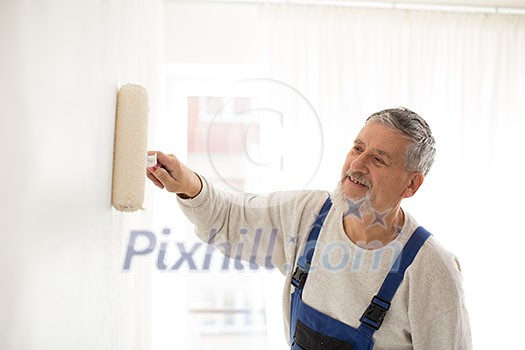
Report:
147,151,329,273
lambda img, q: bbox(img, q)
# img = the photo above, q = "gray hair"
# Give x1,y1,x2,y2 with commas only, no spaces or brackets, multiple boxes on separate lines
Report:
366,107,436,176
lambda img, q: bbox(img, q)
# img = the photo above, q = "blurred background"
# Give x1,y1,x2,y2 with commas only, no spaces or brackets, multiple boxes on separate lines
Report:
1,0,525,349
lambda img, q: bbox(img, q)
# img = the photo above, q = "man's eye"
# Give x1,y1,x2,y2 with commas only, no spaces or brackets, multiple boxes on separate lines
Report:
373,157,384,165
353,146,363,153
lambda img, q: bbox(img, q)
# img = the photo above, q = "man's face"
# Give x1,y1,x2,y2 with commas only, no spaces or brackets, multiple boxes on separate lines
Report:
340,121,418,212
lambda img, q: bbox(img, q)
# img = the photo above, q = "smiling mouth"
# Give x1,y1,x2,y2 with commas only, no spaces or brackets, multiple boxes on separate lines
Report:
346,175,369,188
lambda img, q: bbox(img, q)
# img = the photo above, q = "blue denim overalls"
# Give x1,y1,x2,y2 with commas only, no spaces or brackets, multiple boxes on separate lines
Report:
289,198,431,349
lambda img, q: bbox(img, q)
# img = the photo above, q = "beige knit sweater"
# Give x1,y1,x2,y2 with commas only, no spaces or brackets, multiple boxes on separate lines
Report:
177,176,472,350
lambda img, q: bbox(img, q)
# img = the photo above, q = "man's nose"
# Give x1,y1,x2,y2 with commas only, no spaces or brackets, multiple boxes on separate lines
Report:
350,153,369,173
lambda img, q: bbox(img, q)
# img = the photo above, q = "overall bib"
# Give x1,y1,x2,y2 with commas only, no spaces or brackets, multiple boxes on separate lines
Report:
289,198,431,350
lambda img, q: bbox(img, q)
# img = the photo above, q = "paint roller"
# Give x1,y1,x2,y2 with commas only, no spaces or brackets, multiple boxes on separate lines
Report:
111,83,156,212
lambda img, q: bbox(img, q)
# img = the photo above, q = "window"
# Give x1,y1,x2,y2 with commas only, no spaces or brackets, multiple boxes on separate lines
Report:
151,63,287,350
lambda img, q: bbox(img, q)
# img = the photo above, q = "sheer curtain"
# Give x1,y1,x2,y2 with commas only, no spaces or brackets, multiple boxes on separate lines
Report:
258,4,525,349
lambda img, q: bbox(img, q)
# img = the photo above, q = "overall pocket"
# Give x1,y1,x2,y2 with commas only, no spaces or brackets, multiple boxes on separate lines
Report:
293,319,354,350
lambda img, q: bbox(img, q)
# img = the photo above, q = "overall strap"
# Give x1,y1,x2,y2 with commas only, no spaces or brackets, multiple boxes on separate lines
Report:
359,226,432,337
291,197,332,290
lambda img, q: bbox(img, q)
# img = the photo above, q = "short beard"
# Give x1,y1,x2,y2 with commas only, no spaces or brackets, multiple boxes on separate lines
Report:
332,179,374,218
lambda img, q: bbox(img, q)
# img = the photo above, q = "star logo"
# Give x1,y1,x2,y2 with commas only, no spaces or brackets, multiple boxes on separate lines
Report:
393,224,403,235
343,198,366,220
287,234,297,244
368,209,389,228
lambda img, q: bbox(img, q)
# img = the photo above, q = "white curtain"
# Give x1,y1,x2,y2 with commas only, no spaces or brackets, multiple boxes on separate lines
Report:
258,4,525,349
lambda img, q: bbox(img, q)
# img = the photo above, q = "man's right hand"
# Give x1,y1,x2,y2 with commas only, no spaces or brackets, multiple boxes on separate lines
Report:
146,151,202,199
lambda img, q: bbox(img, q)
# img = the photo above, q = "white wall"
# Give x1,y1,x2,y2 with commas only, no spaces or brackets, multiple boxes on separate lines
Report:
0,0,162,349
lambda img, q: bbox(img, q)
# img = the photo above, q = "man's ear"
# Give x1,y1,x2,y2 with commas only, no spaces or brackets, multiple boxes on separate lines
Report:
401,172,424,199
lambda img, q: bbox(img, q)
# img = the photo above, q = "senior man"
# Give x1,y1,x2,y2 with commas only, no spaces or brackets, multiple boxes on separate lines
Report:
147,107,472,350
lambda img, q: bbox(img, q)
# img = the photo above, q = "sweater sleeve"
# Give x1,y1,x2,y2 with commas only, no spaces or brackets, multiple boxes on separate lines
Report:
408,238,473,350
176,175,329,275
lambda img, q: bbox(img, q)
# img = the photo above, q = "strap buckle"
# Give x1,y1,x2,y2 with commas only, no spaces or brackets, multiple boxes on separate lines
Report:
291,260,310,289
360,295,391,330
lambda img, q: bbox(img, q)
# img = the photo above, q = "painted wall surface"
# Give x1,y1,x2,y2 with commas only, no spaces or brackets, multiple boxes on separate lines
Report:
0,0,161,349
